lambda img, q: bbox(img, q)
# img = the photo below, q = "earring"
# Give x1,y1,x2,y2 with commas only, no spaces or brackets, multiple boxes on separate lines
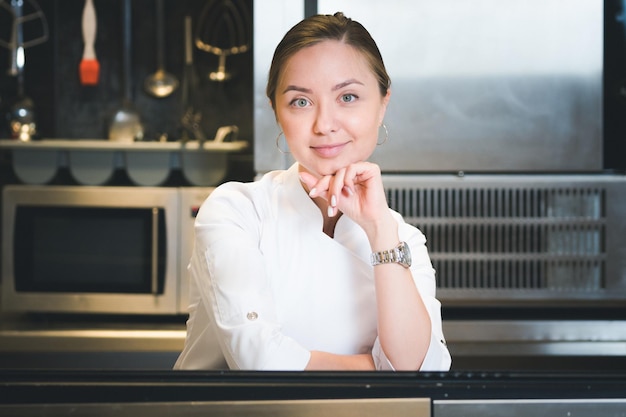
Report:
377,123,388,145
275,131,290,154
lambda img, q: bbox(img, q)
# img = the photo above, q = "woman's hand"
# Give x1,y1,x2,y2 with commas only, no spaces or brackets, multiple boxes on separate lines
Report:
299,162,395,240
301,162,432,370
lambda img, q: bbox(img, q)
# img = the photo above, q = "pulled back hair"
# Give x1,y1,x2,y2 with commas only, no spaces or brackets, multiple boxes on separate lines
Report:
266,12,391,110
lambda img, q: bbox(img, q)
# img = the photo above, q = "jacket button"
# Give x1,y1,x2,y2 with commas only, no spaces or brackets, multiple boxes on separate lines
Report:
246,311,258,321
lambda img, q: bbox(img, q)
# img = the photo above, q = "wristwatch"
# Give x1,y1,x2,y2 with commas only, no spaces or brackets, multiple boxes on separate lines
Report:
370,241,412,268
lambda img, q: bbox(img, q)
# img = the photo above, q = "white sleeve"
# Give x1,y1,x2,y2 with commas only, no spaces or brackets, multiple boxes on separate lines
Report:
417,296,452,371
371,337,394,370
190,184,311,370
371,331,450,372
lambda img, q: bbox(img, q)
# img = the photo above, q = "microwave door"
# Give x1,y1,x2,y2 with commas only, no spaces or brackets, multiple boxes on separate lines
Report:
2,185,180,314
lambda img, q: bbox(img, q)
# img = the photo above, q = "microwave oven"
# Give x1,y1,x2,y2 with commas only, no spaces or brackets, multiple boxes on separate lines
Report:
1,185,213,315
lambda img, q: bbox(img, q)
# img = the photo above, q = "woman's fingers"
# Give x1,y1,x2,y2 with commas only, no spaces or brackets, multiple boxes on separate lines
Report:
299,171,331,200
327,168,347,217
299,162,384,219
299,171,319,193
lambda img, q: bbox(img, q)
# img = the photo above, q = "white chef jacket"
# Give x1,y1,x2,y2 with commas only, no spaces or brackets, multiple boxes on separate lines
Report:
174,163,451,371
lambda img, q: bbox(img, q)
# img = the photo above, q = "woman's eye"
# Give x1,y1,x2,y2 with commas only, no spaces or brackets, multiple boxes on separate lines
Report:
341,94,357,103
291,98,309,108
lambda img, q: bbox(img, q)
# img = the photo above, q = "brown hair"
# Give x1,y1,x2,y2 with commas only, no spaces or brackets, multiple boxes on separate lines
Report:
266,12,391,110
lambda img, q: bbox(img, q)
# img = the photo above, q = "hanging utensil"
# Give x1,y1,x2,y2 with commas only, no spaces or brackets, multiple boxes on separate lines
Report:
0,0,48,141
180,15,205,141
109,0,143,142
195,0,251,82
0,0,48,77
144,0,178,98
7,0,34,141
79,0,99,86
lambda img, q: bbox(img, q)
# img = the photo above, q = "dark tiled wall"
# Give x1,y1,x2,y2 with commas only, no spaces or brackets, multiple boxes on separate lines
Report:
0,0,254,181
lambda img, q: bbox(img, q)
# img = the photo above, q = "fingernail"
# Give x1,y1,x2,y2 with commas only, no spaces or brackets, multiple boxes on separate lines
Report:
330,195,337,207
327,206,334,217
343,186,353,196
309,187,317,197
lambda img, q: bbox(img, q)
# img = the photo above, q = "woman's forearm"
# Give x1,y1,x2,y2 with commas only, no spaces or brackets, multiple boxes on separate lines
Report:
374,263,432,370
305,351,376,370
367,215,432,370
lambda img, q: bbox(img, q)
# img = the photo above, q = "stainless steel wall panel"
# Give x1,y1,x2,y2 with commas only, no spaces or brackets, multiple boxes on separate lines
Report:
253,0,300,174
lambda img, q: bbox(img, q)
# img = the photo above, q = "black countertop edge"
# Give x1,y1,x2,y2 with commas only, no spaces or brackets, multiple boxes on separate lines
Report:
1,370,626,404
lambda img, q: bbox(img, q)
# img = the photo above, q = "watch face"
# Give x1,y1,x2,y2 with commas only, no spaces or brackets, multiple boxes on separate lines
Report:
399,242,412,268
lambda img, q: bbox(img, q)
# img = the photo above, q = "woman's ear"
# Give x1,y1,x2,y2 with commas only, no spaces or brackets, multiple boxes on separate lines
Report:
379,88,391,124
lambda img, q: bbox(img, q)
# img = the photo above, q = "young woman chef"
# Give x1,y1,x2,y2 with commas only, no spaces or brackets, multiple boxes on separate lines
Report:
175,12,451,371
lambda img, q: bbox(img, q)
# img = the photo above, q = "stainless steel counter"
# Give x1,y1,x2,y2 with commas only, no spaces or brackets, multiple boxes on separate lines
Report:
445,320,626,357
0,312,184,353
1,313,625,371
2,320,625,355
0,398,431,417
0,312,185,370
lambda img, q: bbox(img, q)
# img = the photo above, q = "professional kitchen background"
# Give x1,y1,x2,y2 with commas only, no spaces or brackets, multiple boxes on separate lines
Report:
0,0,625,371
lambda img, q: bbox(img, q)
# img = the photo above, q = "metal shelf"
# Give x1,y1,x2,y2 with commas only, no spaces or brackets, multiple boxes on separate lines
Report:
0,139,248,186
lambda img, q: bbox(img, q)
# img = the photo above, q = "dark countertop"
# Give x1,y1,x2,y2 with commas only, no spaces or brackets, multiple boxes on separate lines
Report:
1,369,626,404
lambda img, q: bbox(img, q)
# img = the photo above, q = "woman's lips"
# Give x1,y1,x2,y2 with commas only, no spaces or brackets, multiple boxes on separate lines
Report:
311,142,348,158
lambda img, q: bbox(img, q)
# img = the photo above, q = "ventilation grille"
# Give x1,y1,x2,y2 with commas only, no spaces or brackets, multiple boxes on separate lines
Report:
385,185,606,295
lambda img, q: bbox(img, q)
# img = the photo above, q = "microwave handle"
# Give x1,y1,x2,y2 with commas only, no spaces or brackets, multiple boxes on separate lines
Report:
151,208,159,294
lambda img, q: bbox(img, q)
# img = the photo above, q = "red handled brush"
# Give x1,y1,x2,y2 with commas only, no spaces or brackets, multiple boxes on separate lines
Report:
79,0,99,85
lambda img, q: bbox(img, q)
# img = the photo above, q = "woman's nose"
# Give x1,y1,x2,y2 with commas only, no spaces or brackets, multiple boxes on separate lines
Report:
313,102,337,135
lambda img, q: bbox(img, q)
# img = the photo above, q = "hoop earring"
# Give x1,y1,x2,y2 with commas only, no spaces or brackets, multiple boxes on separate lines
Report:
377,123,388,145
275,131,290,154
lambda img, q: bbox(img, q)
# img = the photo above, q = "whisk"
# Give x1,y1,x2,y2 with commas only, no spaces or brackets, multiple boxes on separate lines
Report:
194,0,251,82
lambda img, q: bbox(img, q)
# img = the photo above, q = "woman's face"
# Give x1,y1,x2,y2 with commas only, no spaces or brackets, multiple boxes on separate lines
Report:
274,40,390,178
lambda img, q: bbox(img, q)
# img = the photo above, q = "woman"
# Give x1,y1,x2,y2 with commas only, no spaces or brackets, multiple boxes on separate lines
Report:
175,12,451,371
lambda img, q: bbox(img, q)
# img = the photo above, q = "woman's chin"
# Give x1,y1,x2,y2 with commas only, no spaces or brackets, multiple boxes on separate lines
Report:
302,161,351,178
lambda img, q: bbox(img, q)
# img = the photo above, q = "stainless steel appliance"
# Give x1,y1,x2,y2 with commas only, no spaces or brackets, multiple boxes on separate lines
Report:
383,174,626,306
1,185,212,315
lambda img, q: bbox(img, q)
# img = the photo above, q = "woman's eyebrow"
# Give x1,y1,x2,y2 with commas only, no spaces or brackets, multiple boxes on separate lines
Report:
282,79,364,94
282,85,312,94
332,79,363,91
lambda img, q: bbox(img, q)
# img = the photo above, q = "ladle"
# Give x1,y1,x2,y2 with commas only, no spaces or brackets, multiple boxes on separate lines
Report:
109,0,143,142
144,0,178,98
